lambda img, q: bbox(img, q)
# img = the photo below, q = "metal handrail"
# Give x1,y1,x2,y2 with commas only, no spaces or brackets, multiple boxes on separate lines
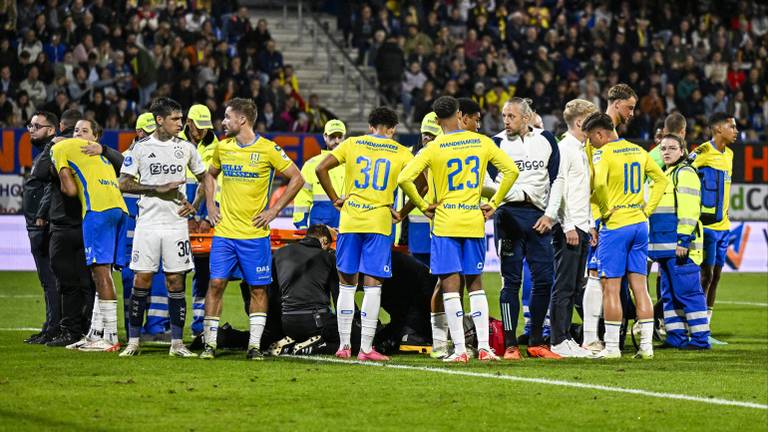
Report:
304,4,416,133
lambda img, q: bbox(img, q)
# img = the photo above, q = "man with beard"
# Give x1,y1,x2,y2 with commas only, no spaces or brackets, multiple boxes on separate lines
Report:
22,111,60,344
200,98,305,360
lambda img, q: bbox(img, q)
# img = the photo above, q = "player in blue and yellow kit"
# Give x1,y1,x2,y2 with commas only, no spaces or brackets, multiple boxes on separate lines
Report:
51,120,129,352
315,107,413,362
200,98,305,360
691,113,737,342
399,96,519,363
293,119,347,229
582,112,668,359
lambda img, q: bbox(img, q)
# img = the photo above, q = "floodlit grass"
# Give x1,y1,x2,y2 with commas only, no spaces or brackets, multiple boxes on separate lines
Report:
0,272,766,431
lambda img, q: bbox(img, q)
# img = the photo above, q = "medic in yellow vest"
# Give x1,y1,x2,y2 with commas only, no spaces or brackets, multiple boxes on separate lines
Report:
407,112,441,265
180,104,220,212
178,104,220,336
293,119,346,229
649,134,710,349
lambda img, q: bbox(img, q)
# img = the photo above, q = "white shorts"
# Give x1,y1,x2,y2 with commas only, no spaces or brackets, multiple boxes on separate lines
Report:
130,226,193,273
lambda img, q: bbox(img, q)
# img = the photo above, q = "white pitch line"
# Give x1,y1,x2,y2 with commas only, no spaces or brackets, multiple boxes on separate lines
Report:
286,355,768,410
0,294,39,298
718,300,768,307
0,327,40,331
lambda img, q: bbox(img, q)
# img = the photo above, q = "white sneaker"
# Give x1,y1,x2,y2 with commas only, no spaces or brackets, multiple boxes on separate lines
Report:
582,340,605,355
78,339,121,352
119,343,140,357
550,340,574,357
566,339,594,358
169,344,197,358
593,348,622,359
66,336,90,350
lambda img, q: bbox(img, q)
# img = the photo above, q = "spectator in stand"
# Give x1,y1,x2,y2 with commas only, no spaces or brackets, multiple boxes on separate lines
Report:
258,39,283,84
375,35,405,106
401,61,427,117
306,94,337,134
352,4,376,65
19,66,47,107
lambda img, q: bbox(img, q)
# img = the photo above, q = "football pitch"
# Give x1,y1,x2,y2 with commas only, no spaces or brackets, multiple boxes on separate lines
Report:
0,271,766,431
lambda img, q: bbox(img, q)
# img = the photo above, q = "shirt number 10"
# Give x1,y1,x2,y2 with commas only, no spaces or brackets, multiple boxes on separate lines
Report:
623,162,642,194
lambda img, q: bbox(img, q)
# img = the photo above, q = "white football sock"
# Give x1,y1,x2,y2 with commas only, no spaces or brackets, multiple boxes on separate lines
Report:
707,308,713,324
360,286,381,353
430,312,448,351
203,316,220,349
469,290,490,351
604,320,621,351
639,318,654,351
336,284,356,348
87,293,103,338
582,276,603,345
443,292,466,354
99,299,118,345
248,312,267,349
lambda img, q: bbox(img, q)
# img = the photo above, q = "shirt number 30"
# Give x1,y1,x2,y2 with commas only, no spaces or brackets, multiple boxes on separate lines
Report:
447,156,480,191
354,156,391,191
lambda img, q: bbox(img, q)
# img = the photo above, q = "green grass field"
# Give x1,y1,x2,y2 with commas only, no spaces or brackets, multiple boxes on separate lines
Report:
0,271,766,431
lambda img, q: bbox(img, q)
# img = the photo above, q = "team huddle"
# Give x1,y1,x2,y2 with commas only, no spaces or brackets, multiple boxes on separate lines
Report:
39,80,736,362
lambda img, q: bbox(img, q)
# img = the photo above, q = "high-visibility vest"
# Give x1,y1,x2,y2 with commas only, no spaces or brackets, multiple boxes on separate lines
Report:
179,128,221,204
648,162,704,265
293,150,345,229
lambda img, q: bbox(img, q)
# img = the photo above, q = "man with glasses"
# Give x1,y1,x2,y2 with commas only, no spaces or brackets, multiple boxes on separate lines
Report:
22,111,60,344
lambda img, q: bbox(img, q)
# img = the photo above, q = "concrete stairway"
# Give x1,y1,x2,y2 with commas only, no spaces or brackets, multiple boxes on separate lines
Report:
248,9,383,134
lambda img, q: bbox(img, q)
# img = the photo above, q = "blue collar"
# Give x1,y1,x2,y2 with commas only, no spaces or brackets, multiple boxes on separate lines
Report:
236,134,260,148
445,129,465,135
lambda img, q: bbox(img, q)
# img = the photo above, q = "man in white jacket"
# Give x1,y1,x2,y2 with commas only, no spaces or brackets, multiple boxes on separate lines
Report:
549,99,598,357
487,97,564,359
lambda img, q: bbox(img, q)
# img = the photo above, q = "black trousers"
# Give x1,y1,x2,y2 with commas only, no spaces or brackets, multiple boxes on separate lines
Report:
282,310,360,354
550,224,590,346
50,227,94,335
282,310,332,342
27,227,60,334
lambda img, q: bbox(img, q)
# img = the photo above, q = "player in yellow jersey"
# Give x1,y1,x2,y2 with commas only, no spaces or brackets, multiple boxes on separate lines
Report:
691,112,737,342
314,106,413,362
399,96,519,363
581,112,668,359
200,98,305,360
51,119,129,352
293,119,346,229
582,84,638,353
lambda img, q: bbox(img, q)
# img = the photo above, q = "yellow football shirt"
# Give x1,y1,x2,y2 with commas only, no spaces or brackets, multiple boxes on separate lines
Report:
398,130,519,238
691,140,733,231
50,138,127,217
211,135,294,239
590,138,668,230
329,134,413,235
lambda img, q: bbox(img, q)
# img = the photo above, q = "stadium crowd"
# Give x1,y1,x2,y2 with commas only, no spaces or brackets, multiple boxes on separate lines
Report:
337,0,767,142
1,0,337,134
